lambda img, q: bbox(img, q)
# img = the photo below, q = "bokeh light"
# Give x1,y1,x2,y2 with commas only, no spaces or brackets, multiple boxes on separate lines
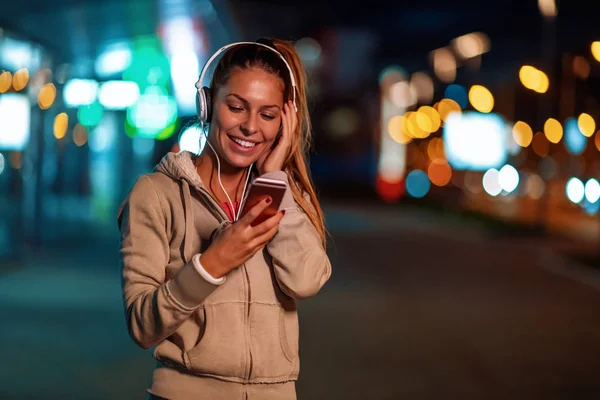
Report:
482,168,501,196
444,84,468,109
427,159,452,186
498,164,519,193
591,41,600,62
585,178,600,203
73,123,88,147
38,83,57,110
388,115,412,144
544,118,563,144
0,71,12,93
468,85,494,113
577,113,595,137
12,68,29,91
566,177,584,204
406,170,430,198
525,174,545,200
436,98,461,121
519,65,549,93
53,113,69,139
512,121,533,147
564,118,587,155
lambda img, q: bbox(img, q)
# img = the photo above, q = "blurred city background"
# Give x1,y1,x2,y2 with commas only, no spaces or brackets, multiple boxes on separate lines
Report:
2,0,600,399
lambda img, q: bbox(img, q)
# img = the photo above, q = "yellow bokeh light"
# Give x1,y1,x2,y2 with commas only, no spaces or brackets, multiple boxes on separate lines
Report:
436,98,461,121
519,66,537,89
468,85,494,113
543,118,562,143
512,121,533,147
38,83,57,110
427,137,444,160
577,113,595,137
12,68,29,91
532,132,549,157
417,106,441,133
53,113,69,139
427,158,452,186
408,111,429,139
595,131,600,151
591,42,600,63
402,111,415,138
0,71,12,93
416,111,433,133
388,115,412,144
537,72,549,93
519,65,549,93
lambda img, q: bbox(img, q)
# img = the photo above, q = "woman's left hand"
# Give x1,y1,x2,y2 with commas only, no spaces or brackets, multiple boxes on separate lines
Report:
257,100,297,174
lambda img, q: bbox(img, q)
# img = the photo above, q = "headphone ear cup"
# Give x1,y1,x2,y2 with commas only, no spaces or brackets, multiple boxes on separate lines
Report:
197,86,212,123
202,87,212,123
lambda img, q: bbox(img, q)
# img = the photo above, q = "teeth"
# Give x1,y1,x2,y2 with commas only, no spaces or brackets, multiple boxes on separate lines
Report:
231,137,256,148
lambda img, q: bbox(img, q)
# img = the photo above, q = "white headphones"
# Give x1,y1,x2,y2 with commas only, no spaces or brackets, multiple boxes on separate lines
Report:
195,39,298,126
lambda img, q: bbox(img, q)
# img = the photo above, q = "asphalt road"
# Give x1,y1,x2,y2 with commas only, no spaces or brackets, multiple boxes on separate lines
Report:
2,204,600,399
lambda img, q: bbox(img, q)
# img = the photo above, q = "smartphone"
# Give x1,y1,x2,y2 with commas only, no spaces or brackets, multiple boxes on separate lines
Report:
239,177,287,226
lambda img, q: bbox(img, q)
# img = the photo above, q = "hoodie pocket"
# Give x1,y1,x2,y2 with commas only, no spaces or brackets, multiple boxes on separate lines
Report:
280,306,299,369
184,303,247,379
249,304,298,380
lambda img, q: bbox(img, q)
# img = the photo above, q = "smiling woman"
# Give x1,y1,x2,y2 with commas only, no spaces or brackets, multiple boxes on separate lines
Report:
118,38,331,400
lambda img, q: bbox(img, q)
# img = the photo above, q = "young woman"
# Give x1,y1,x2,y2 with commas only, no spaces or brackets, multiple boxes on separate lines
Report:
118,38,331,400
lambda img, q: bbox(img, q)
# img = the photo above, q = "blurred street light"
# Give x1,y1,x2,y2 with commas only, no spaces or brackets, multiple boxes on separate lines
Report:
519,65,549,93
591,42,600,63
431,47,456,83
538,0,557,18
451,32,490,59
468,85,494,113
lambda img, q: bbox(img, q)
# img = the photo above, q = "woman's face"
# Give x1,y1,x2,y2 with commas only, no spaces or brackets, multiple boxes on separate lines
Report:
208,68,285,169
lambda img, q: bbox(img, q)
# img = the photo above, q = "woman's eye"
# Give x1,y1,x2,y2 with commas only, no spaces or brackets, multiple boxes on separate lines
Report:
262,114,275,121
228,105,244,113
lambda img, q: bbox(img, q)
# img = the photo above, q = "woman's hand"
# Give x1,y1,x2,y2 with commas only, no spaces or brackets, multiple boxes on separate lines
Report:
256,100,297,174
200,197,284,278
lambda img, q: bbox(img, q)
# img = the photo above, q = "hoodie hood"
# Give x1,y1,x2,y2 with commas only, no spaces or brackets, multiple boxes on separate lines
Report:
155,151,205,190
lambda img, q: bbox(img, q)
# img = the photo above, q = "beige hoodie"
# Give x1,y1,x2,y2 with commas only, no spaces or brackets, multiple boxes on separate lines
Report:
118,151,331,396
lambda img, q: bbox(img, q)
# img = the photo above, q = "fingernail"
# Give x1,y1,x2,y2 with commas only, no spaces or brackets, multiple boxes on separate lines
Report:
281,210,286,216
266,197,272,204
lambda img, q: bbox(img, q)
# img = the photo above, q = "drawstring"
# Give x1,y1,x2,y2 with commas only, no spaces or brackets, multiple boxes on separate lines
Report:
181,180,195,264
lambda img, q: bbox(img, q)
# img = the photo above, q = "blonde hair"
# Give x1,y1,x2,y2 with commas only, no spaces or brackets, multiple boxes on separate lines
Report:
208,39,326,246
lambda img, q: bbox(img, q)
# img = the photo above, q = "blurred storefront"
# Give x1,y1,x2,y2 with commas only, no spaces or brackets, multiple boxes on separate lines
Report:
0,3,240,263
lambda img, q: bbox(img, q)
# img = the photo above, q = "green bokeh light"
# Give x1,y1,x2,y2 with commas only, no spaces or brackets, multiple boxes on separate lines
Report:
126,86,178,139
78,102,104,127
123,36,171,91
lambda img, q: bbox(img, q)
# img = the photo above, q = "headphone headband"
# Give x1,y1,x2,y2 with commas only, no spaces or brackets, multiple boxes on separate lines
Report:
196,41,297,111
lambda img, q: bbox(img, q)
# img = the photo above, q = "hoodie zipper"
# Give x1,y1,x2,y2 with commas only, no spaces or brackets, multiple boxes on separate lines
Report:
196,187,253,382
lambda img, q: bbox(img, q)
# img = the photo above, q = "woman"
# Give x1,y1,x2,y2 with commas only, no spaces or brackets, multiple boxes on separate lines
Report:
118,38,331,400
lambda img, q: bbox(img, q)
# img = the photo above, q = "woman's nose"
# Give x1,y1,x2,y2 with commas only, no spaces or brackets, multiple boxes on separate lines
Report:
240,114,258,135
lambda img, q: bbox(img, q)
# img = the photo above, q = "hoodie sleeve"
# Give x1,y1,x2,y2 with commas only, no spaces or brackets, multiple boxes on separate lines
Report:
118,175,219,350
261,171,332,300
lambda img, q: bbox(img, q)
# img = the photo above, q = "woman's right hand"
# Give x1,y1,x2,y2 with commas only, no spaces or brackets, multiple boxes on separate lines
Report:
200,197,284,279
